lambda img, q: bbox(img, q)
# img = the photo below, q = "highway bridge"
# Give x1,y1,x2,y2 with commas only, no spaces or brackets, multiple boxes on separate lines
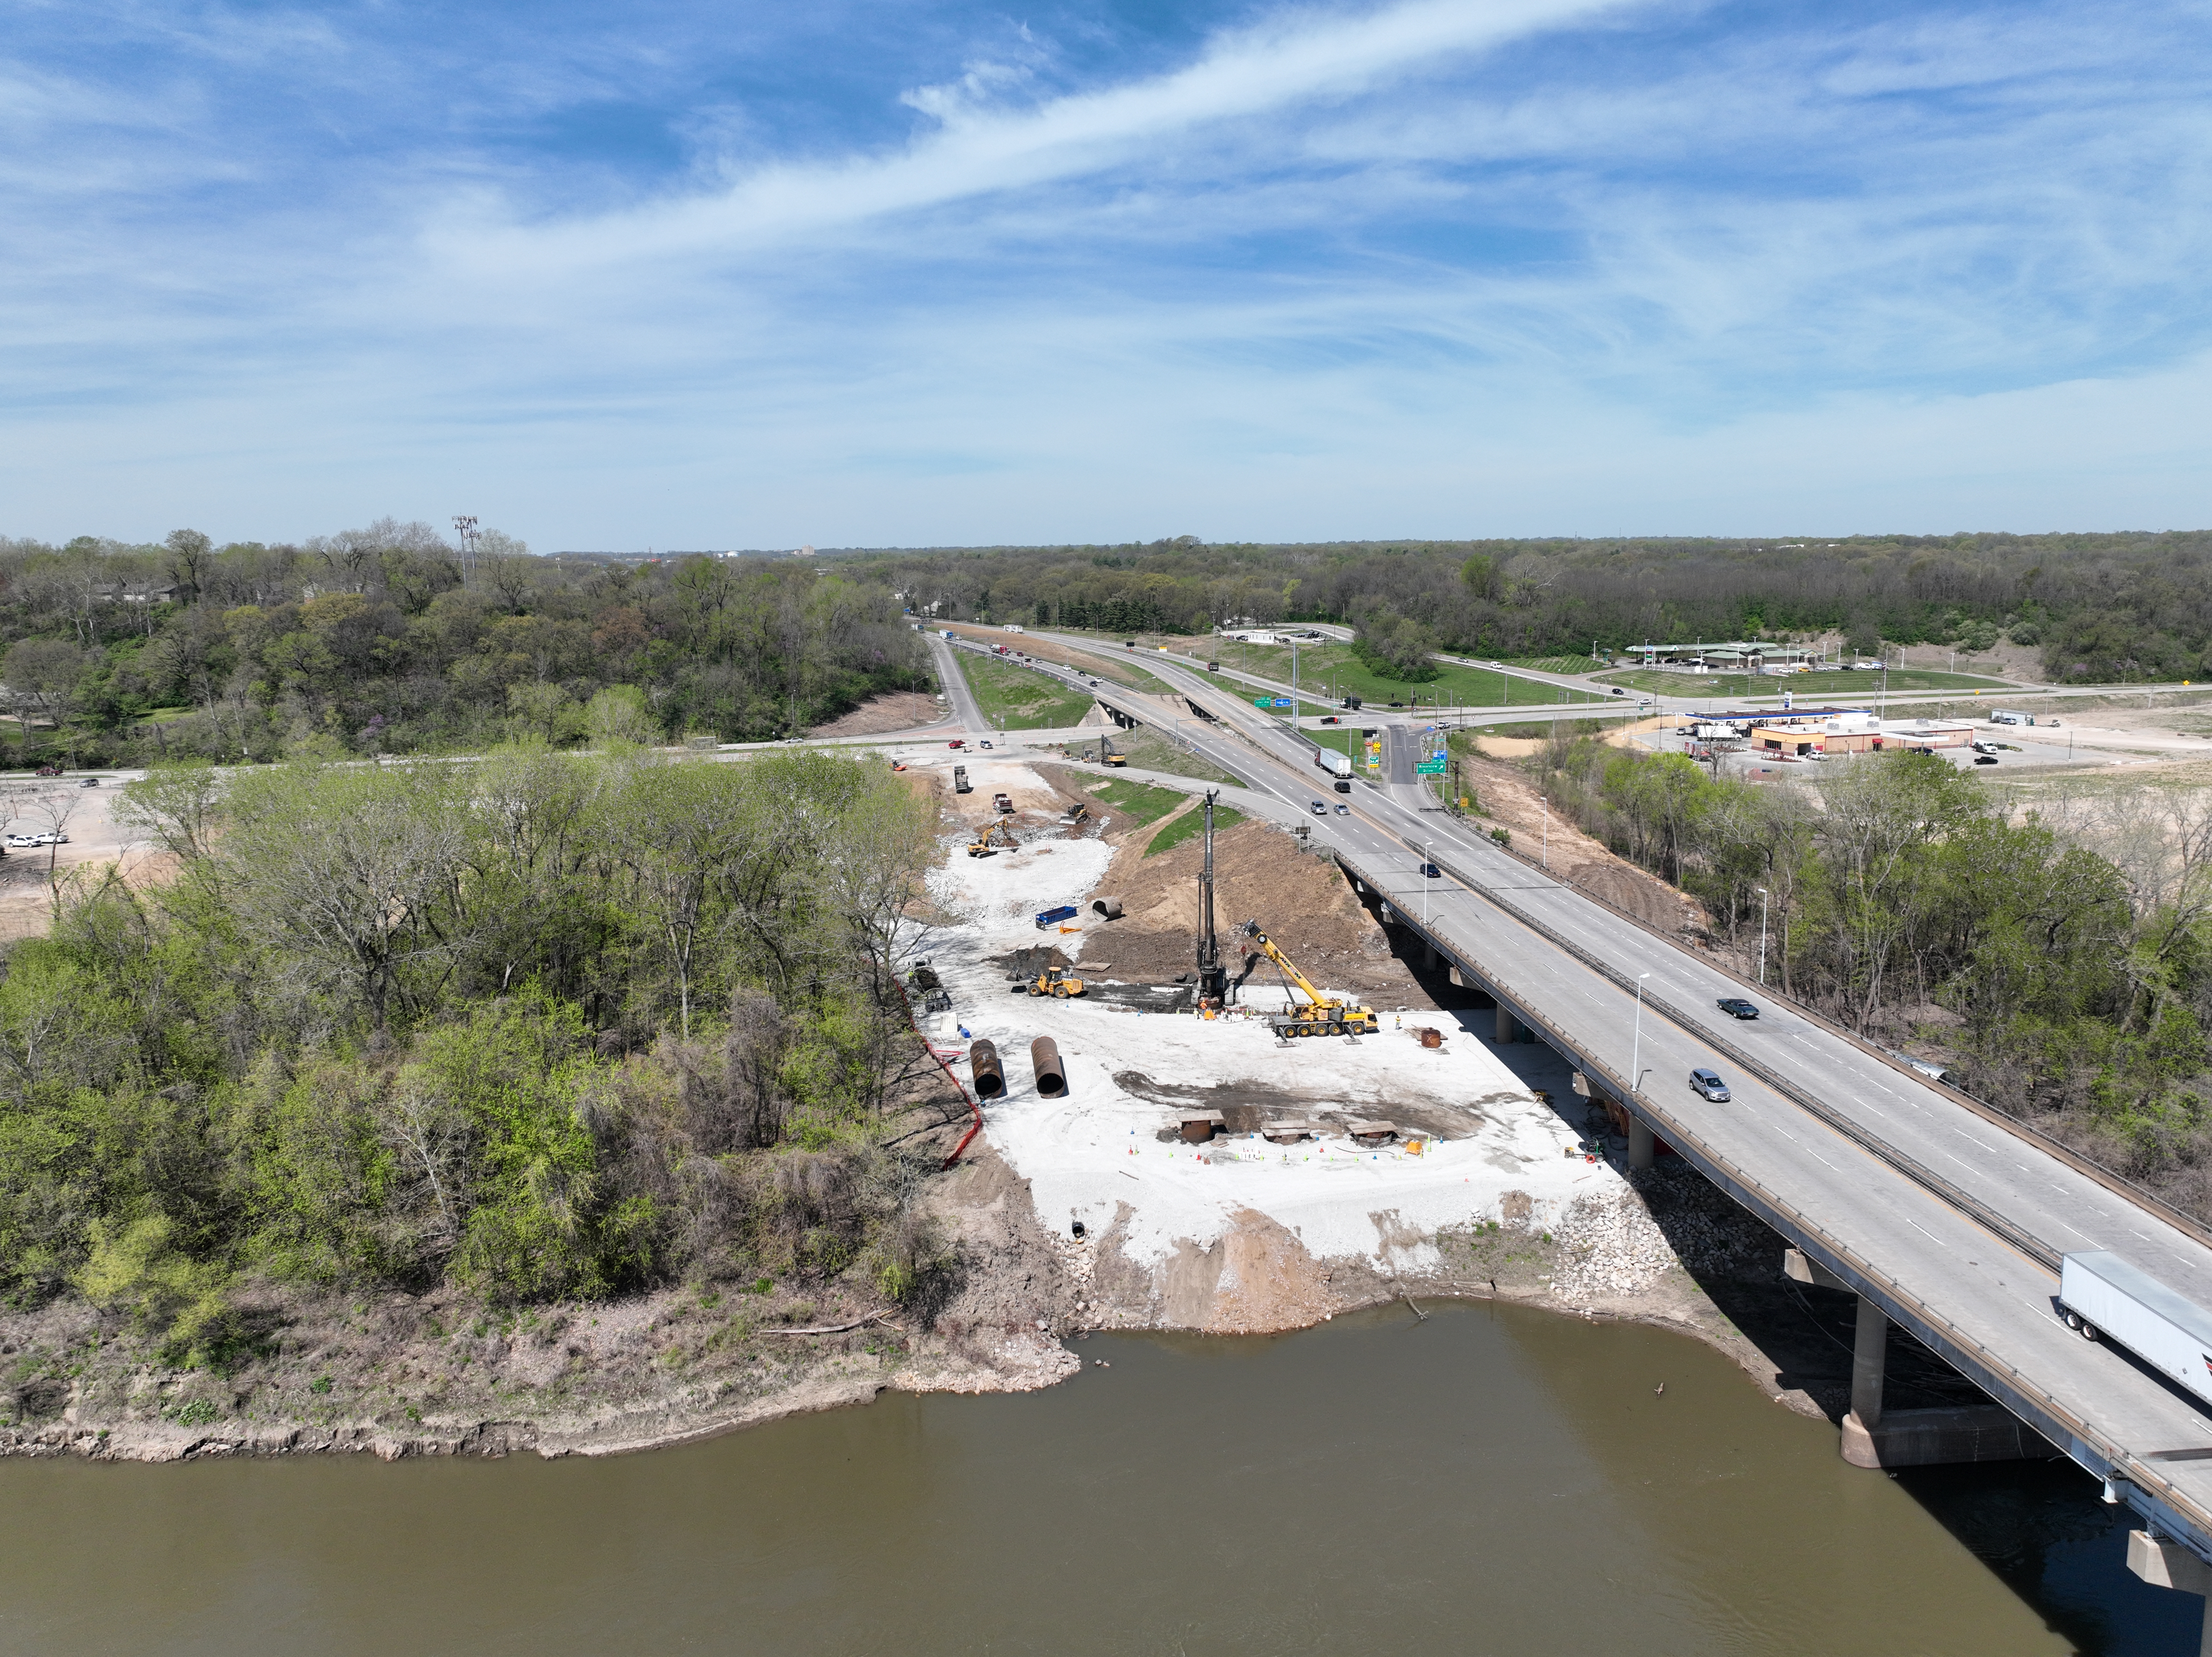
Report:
941,626,2212,1635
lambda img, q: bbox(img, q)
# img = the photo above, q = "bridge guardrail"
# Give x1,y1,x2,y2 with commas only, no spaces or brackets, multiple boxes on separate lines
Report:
1467,826,2212,1260
1343,851,2212,1557
1350,843,2062,1274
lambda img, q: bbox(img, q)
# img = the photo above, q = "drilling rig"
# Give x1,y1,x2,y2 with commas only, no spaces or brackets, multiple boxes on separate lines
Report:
1195,790,1229,1009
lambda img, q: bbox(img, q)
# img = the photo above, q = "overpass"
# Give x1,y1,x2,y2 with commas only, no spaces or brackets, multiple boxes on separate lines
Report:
966,627,2212,1634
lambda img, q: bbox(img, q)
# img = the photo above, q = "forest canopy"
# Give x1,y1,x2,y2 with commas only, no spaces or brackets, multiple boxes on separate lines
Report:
0,747,952,1356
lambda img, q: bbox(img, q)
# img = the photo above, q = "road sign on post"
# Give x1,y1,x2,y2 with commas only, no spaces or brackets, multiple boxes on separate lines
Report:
1416,756,1446,775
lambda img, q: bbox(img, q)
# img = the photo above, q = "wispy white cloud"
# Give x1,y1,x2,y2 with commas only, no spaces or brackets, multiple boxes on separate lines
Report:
437,0,1638,271
3,0,2209,547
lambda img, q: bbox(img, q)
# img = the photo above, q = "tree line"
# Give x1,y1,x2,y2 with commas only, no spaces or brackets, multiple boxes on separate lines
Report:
0,523,927,768
0,746,953,1360
853,530,2212,683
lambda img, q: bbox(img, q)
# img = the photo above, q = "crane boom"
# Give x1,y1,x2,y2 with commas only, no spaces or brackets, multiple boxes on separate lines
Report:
1238,921,1379,1037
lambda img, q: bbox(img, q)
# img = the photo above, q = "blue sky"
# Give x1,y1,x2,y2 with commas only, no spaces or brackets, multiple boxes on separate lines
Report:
5,0,2209,548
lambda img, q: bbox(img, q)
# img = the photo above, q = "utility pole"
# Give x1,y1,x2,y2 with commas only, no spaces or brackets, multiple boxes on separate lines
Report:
1542,796,1550,869
452,515,481,578
1630,972,1651,1092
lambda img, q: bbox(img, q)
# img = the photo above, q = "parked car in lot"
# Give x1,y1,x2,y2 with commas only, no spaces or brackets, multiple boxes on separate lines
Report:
1689,1067,1732,1102
1716,997,1759,1019
3,834,36,849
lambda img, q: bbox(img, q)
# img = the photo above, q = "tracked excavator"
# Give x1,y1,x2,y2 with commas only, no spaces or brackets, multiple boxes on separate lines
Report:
1238,921,1379,1038
967,818,1020,858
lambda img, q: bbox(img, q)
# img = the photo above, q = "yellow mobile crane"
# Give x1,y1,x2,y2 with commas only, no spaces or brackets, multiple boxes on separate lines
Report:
967,818,1020,858
1238,921,1379,1038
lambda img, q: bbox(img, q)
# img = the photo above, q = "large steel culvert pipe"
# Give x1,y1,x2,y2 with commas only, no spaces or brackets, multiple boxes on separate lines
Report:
970,1038,1006,1099
1092,897,1124,919
1031,1037,1068,1098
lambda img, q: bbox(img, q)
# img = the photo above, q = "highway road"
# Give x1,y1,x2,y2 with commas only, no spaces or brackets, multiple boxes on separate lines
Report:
974,627,2212,1559
926,633,990,738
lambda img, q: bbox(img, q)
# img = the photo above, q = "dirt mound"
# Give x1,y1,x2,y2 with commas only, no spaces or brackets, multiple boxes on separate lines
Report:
1078,816,1403,990
1456,751,1708,937
809,692,947,736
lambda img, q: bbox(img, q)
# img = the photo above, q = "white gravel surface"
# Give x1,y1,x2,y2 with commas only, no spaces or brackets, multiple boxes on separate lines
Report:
922,761,1624,1277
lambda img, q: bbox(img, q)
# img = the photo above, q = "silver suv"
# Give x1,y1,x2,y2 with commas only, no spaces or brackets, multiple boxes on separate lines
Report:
1690,1067,1731,1102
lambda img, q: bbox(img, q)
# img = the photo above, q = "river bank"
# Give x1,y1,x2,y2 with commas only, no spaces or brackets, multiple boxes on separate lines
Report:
0,748,1855,1463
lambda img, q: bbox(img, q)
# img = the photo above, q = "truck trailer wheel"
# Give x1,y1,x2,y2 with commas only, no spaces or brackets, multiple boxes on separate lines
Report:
2062,1309,2082,1330
2081,1321,2100,1342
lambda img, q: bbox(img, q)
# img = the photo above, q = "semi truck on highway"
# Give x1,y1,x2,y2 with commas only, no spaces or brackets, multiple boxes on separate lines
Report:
1317,750,1352,782
2059,1250,2212,1407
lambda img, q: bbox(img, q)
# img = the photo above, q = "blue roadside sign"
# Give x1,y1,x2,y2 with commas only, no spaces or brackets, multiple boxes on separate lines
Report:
1270,698,1293,708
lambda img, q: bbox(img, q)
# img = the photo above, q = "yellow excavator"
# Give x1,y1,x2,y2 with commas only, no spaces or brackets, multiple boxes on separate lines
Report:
1239,921,1379,1038
967,818,1020,858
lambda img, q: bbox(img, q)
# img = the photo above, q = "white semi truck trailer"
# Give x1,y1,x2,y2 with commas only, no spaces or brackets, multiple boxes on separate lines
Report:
2060,1250,2212,1407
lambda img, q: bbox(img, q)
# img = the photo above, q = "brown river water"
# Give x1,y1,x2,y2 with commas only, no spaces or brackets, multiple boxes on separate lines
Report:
0,1301,2196,1655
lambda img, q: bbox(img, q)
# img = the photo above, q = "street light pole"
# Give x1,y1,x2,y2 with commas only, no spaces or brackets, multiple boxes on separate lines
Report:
1542,795,1549,869
1421,844,1434,925
1630,972,1651,1093
1755,887,1770,986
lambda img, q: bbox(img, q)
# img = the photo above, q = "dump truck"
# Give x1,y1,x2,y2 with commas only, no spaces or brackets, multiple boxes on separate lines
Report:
1238,921,1380,1037
2058,1251,2212,1407
993,792,1015,815
952,765,971,794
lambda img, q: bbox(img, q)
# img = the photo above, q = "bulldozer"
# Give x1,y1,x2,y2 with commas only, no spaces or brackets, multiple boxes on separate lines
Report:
1238,921,1379,1038
967,818,1020,858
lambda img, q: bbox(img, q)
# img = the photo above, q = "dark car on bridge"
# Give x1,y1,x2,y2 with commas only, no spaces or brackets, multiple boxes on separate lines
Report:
1690,1068,1732,1102
1716,997,1759,1019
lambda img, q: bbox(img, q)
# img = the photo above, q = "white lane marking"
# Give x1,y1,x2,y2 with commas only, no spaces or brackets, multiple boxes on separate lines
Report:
1907,1217,1941,1238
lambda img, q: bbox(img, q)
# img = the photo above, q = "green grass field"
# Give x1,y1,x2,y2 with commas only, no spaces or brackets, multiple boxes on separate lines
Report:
1502,656,1605,675
1087,777,1191,827
1200,638,1602,710
1000,629,1182,693
1595,666,2014,698
1145,803,1244,857
953,651,1096,729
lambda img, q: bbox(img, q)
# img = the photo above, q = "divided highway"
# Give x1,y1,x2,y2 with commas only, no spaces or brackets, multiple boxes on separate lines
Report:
990,629,2212,1560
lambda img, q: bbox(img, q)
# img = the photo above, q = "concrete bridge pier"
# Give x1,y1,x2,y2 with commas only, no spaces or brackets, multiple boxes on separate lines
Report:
1783,1250,2054,1469
1849,1295,1889,1430
1627,1117,1655,1171
1494,1002,1514,1043
2127,1531,2212,1657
